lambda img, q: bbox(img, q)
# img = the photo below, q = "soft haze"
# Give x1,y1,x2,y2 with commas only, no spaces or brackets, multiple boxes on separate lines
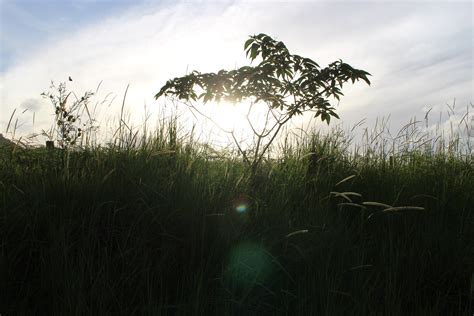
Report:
0,0,472,147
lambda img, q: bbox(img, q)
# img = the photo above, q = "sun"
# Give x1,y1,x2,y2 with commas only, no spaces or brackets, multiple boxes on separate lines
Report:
184,100,273,151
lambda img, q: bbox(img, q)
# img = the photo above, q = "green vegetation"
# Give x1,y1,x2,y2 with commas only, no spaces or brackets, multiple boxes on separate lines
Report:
1,34,472,315
1,111,473,315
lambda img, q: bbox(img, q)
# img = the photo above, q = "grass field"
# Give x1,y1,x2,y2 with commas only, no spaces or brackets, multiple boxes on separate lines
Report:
1,109,473,315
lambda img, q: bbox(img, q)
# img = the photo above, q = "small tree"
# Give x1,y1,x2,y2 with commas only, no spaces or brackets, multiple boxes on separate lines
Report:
155,33,371,171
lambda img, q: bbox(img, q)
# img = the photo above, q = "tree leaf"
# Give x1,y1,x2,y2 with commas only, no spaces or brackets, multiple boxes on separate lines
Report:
244,38,254,50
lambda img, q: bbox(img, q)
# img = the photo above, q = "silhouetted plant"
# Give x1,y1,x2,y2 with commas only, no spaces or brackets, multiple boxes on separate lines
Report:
41,81,95,150
155,33,371,172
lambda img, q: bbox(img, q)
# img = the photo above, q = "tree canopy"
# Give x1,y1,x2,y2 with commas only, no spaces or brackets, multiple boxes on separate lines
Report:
155,33,371,124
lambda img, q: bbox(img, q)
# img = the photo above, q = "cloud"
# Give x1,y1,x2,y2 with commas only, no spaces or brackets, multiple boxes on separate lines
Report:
0,0,471,147
20,97,42,112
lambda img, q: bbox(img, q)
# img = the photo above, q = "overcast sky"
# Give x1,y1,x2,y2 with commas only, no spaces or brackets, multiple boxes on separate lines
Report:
0,0,472,147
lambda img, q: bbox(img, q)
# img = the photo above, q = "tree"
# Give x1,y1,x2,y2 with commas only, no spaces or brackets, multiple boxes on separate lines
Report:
155,33,371,171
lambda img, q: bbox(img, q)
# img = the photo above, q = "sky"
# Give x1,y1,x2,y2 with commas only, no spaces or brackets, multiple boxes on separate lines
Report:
0,0,472,149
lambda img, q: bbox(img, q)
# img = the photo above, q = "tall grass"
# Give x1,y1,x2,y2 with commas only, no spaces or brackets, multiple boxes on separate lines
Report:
1,100,473,315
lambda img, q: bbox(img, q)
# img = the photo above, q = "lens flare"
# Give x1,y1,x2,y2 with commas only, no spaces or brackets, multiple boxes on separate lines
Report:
223,242,274,289
235,203,247,213
232,194,250,214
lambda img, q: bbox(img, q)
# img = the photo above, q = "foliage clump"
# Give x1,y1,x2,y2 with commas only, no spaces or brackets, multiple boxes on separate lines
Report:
156,33,371,124
41,81,95,150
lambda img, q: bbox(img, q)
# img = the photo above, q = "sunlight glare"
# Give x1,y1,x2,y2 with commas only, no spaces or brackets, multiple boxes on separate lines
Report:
184,100,274,151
